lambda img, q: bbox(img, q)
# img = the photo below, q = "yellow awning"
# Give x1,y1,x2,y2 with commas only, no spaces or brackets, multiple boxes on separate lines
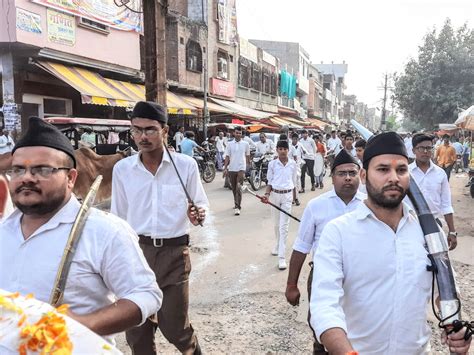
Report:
36,61,195,115
181,96,234,114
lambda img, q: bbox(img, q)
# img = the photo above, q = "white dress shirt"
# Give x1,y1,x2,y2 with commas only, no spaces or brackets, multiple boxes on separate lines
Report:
408,161,454,219
255,140,275,155
215,137,226,153
311,202,432,354
327,137,342,156
293,188,365,254
291,143,306,166
111,151,209,238
267,158,297,190
173,131,184,147
224,139,250,172
405,137,415,159
243,136,256,149
299,137,317,160
0,134,14,154
0,196,162,334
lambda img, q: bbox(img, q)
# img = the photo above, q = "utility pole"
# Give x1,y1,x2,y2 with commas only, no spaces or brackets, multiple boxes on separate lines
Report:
380,73,388,131
201,0,209,141
143,0,167,106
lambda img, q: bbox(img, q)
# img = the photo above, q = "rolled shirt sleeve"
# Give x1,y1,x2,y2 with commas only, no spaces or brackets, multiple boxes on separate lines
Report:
292,204,316,254
100,220,162,325
310,222,347,342
440,173,454,215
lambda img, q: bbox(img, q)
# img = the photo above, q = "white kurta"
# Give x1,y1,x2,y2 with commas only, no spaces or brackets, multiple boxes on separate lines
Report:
311,202,432,354
0,197,162,334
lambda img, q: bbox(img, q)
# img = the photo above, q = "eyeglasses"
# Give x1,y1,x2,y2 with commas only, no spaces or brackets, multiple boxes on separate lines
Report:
5,166,71,180
130,127,160,137
415,146,434,153
334,170,358,178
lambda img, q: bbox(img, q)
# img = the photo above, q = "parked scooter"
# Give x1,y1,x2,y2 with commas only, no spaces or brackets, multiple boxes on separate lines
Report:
248,152,273,191
194,141,216,183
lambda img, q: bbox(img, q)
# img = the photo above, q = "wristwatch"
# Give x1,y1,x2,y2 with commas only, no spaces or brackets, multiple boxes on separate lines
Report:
448,231,458,237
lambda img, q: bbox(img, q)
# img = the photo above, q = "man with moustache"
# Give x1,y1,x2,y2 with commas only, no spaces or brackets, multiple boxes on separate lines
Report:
286,149,365,354
111,102,208,355
0,117,162,342
310,132,471,354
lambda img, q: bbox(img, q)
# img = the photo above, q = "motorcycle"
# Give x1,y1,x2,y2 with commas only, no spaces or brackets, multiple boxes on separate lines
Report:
248,151,274,191
466,167,474,198
453,154,463,173
194,142,216,183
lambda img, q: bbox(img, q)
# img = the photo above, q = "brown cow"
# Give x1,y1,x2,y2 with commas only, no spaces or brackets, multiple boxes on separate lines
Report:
73,147,130,204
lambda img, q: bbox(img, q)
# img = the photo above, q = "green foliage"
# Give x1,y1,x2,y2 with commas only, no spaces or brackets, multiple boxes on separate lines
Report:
400,117,423,132
394,19,474,130
386,115,400,131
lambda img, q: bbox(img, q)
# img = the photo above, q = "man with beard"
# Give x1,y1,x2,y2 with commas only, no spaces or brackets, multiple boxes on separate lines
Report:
309,132,471,354
0,117,162,343
111,102,208,355
286,149,365,354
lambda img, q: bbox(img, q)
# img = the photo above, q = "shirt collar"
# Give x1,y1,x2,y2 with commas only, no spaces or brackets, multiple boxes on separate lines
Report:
327,187,366,203
409,160,435,173
354,200,417,221
132,148,171,168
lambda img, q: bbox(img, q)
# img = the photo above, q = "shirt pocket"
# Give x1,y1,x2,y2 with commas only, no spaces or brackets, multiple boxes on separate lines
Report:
162,184,187,207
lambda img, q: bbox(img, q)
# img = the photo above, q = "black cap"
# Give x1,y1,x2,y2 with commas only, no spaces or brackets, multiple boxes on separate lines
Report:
355,139,366,148
412,133,433,147
13,117,76,167
131,101,168,124
331,149,359,171
363,132,407,170
276,140,289,149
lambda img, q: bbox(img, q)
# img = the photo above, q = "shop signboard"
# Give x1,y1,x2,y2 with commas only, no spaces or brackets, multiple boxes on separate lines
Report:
31,0,142,32
47,9,75,46
210,78,235,98
16,8,42,34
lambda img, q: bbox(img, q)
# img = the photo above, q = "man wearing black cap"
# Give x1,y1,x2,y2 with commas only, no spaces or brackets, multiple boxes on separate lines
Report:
310,132,471,354
0,117,162,343
111,101,208,355
261,140,298,270
409,133,457,250
286,149,364,354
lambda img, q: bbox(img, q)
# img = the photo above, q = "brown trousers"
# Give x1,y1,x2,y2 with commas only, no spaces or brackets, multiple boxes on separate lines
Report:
307,262,329,355
126,243,198,355
228,170,245,209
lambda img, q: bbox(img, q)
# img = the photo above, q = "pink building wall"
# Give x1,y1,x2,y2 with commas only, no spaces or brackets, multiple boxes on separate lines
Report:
1,0,141,70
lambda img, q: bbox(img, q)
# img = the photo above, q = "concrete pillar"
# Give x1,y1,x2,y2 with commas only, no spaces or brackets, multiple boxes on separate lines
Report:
1,50,22,134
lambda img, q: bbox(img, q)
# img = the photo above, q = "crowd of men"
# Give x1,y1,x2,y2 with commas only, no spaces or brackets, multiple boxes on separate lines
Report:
0,101,472,355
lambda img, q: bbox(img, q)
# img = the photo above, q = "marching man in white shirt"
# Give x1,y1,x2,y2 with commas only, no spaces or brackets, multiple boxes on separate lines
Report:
409,133,457,249
173,126,185,152
310,132,471,355
326,130,343,170
286,149,364,354
261,140,298,270
299,130,317,192
291,133,306,206
0,117,162,343
111,102,208,355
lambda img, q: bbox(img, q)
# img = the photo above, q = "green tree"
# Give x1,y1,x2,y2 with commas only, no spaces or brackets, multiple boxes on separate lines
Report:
386,115,400,131
394,19,474,130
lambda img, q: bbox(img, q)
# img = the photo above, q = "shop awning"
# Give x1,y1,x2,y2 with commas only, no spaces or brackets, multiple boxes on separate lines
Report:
270,116,306,128
181,96,234,114
210,98,275,120
35,61,194,114
306,118,331,129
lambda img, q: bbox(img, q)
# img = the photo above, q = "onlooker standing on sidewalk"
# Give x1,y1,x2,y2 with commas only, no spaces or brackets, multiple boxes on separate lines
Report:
326,130,342,169
291,133,306,206
0,127,15,154
299,130,317,192
409,133,457,250
261,140,298,270
462,136,471,171
173,126,185,152
313,134,326,189
434,134,457,180
111,101,208,355
215,131,226,171
223,126,250,216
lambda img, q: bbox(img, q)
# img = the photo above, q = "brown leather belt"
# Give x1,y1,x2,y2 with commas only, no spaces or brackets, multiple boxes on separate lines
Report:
138,234,189,247
272,188,292,194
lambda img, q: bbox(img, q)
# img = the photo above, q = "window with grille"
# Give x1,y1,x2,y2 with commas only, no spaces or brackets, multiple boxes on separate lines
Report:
186,40,202,72
217,51,229,79
262,69,270,94
251,63,261,91
238,57,250,88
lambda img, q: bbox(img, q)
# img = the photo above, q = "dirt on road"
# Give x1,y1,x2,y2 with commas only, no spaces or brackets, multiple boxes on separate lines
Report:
117,171,473,354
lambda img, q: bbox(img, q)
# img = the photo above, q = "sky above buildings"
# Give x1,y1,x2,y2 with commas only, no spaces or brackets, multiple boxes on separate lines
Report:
236,0,473,108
